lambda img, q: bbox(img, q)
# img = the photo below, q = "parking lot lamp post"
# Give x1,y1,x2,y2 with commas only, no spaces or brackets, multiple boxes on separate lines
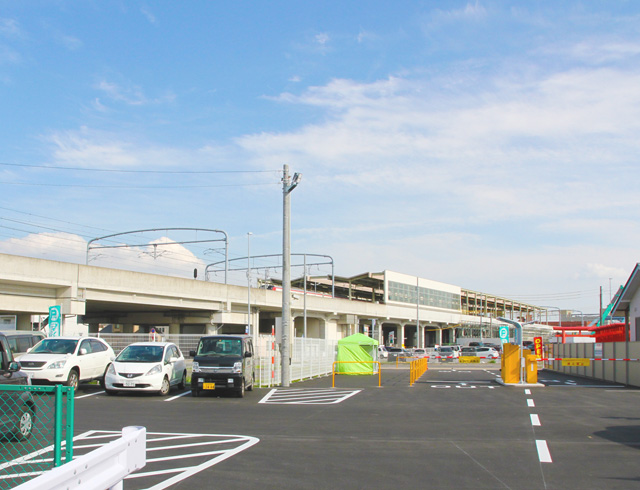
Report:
282,165,301,387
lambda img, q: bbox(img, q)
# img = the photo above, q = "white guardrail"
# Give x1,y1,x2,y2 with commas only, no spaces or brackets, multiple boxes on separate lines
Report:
16,426,146,490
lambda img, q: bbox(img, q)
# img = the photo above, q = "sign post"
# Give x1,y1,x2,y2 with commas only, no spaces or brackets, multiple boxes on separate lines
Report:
534,336,543,359
49,305,62,337
499,326,509,345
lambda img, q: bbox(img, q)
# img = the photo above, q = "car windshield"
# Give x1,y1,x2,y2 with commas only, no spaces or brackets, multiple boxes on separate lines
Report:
30,339,78,355
197,338,242,357
116,345,164,363
440,347,452,352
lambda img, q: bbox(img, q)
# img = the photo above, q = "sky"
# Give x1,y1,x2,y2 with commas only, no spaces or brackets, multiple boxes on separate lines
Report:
1,1,639,316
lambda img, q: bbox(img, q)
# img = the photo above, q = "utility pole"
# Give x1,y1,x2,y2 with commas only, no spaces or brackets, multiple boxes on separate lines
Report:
281,164,301,387
247,232,253,341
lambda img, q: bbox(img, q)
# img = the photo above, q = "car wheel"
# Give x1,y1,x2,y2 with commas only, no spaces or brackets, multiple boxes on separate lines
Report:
237,379,245,398
14,407,34,440
158,376,170,396
65,369,79,390
178,372,186,390
99,365,110,388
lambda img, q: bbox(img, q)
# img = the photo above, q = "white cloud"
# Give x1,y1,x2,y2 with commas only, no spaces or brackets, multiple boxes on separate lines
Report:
95,79,148,106
581,263,628,281
140,7,157,25
0,232,86,263
0,232,206,279
315,33,330,46
44,127,216,169
0,18,23,38
58,34,83,51
88,236,205,278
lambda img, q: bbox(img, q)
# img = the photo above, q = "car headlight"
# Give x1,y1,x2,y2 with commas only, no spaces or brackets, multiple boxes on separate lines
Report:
233,361,242,374
192,361,200,373
146,364,162,376
107,364,116,375
48,359,67,370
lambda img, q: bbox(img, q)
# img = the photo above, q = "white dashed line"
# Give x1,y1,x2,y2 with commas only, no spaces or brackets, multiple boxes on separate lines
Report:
530,414,541,426
527,399,535,407
524,389,531,395
536,440,552,463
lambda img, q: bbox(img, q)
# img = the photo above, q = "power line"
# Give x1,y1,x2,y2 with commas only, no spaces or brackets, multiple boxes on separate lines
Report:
0,181,280,189
0,162,279,174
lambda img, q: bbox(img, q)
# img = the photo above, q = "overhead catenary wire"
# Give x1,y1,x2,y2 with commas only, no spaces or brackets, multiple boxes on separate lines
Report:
0,162,279,174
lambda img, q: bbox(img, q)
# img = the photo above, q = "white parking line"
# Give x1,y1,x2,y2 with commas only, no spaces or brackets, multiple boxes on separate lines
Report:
536,440,552,463
75,390,105,399
524,389,531,395
530,414,541,426
165,391,192,402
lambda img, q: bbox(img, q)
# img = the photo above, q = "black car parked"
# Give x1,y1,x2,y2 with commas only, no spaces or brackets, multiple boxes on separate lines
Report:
190,335,255,398
0,331,36,440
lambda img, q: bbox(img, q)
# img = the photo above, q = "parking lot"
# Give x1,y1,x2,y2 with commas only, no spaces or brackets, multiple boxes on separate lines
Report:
5,365,640,489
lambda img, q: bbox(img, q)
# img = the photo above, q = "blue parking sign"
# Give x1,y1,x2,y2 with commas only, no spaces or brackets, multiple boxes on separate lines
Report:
49,305,62,337
499,326,509,344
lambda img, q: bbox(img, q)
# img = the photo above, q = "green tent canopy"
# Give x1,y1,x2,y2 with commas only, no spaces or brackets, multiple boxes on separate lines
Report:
335,333,379,375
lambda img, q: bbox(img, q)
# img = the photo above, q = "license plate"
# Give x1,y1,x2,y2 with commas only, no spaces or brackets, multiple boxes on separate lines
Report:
123,380,136,387
203,382,216,390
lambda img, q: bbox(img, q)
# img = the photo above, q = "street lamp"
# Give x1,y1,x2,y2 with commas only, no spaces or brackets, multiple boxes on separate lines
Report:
281,164,302,387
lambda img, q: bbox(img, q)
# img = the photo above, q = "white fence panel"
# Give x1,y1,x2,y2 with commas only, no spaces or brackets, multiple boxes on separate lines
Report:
96,333,338,387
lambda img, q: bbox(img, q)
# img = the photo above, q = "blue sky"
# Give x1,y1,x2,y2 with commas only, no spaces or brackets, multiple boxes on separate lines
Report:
1,1,639,315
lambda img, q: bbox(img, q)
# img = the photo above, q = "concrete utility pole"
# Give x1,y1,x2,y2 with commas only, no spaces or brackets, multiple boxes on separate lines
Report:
281,164,301,387
247,232,253,340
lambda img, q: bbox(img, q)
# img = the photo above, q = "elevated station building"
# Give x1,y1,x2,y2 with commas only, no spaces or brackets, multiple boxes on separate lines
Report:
0,253,549,348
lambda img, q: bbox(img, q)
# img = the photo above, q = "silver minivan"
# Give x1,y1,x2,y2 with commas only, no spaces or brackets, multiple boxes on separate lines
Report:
2,330,46,360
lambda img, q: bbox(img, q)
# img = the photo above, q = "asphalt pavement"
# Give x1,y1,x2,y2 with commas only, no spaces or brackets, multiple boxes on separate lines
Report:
8,364,640,489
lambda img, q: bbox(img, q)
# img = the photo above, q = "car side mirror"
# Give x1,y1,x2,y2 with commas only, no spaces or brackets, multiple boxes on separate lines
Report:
79,348,88,355
168,356,178,364
244,352,252,358
189,350,196,357
8,361,20,372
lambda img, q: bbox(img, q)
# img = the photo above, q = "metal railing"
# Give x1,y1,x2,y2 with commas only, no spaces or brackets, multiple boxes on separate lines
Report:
409,358,428,386
15,426,146,490
0,385,74,489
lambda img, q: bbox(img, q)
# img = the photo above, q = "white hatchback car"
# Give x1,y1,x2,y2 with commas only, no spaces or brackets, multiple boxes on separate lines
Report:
18,336,115,390
475,346,500,359
105,342,186,396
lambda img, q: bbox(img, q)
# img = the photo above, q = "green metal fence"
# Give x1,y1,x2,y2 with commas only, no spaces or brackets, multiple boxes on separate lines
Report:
0,385,74,489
